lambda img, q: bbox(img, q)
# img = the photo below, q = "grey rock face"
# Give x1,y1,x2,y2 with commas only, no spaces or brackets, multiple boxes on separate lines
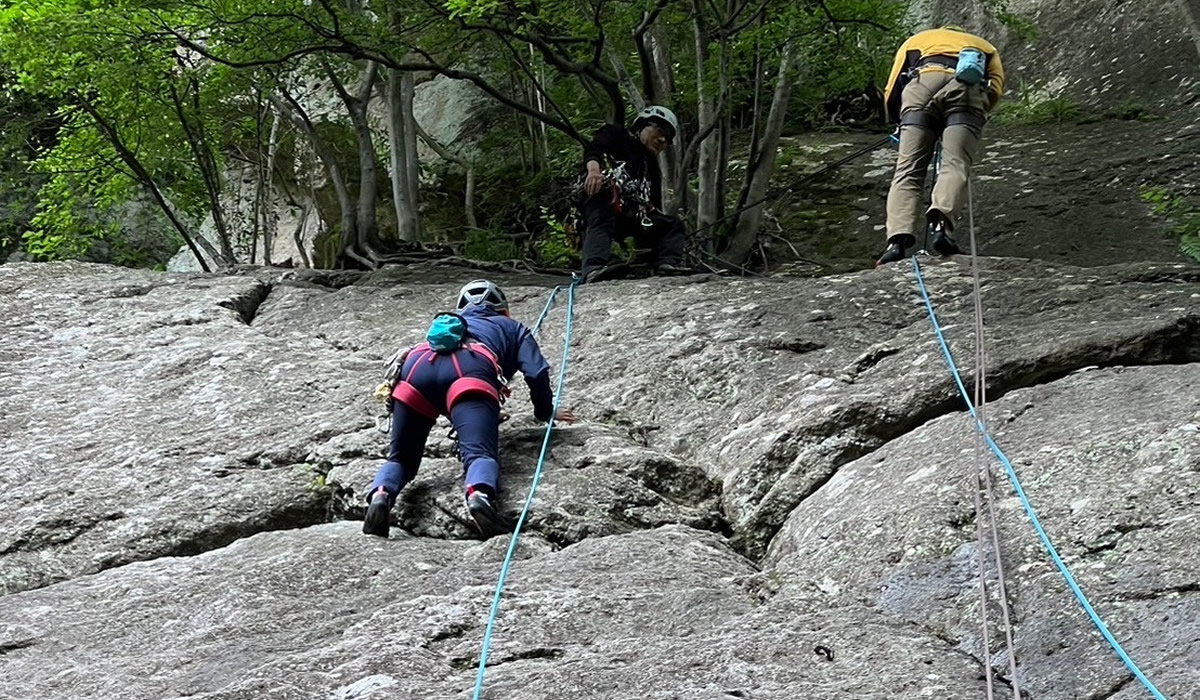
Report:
558,258,1199,560
905,0,1200,107
0,257,1196,699
0,524,993,700
766,364,1200,697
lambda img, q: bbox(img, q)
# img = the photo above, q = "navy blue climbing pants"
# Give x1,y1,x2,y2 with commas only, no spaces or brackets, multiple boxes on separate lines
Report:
369,347,503,500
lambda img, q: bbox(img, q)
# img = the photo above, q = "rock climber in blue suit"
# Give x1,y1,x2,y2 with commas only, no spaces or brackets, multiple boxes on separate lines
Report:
363,279,574,539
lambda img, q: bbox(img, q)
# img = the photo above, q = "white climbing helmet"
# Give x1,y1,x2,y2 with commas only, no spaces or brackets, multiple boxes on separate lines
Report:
456,279,508,312
633,105,678,141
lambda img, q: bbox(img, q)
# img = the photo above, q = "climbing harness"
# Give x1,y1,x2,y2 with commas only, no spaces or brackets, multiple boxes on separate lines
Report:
471,275,580,700
560,155,659,254
569,160,655,227
910,181,1170,700
373,334,510,431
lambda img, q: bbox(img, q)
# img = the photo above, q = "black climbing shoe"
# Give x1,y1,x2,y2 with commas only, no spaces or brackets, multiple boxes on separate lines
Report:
875,235,913,267
466,491,512,540
362,486,392,538
931,225,963,257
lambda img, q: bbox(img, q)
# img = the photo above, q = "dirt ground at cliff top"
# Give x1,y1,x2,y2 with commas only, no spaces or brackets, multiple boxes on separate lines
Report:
764,111,1200,274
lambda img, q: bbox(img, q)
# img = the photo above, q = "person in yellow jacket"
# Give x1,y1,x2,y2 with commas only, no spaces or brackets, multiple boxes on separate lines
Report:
876,25,1005,266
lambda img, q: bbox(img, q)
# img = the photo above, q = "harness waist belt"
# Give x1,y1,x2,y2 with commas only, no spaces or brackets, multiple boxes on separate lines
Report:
917,54,959,71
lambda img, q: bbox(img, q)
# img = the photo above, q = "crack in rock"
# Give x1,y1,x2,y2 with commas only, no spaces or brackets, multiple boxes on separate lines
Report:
1,512,125,556
923,623,1018,693
452,646,567,671
0,638,37,655
217,280,273,325
107,498,334,565
766,337,826,354
738,315,1200,560
1113,583,1200,602
1081,522,1167,556
1083,673,1134,700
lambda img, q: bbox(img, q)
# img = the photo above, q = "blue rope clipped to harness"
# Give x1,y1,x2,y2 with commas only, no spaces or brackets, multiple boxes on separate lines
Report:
910,256,1170,700
470,276,579,700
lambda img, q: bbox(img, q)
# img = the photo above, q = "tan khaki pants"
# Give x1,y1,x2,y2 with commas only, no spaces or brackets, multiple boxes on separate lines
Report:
884,71,989,242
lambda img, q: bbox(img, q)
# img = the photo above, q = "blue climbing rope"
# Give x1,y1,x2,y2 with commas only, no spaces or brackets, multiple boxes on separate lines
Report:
910,257,1170,700
471,277,579,700
531,283,562,336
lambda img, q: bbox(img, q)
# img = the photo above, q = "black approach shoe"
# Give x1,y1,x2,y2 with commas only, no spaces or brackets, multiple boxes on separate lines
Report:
930,224,964,257
581,262,628,284
362,486,392,538
875,236,913,267
466,491,513,540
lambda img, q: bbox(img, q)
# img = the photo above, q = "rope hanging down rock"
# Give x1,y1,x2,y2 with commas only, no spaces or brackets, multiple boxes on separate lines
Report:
910,199,1170,698
470,276,580,700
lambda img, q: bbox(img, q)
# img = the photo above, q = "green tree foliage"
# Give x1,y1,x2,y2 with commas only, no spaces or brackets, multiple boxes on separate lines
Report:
0,0,258,265
1140,185,1200,263
0,0,977,268
0,66,59,259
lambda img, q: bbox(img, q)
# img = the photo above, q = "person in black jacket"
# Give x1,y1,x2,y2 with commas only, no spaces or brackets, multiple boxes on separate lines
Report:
579,105,688,283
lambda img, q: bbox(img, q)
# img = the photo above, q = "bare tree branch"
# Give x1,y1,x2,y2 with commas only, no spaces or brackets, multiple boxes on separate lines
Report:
73,94,218,271
816,0,891,32
635,0,673,102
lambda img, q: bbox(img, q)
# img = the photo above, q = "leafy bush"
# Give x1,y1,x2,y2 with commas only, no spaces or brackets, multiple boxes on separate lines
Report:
463,226,520,261
534,206,578,267
992,87,1083,126
1139,185,1200,263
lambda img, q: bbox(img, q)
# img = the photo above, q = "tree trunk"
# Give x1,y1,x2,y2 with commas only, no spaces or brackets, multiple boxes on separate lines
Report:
386,69,420,243
167,79,236,264
693,17,720,234
648,28,684,215
748,36,765,157
262,108,280,265
250,97,264,264
293,199,313,268
608,46,646,110
528,43,550,172
400,70,421,238
320,58,382,263
414,120,476,231
249,162,260,264
351,65,379,248
725,43,799,264
268,89,361,266
76,97,218,271
1177,0,1200,66
716,116,731,222
646,24,676,108
464,164,477,230
274,164,315,269
715,15,733,222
